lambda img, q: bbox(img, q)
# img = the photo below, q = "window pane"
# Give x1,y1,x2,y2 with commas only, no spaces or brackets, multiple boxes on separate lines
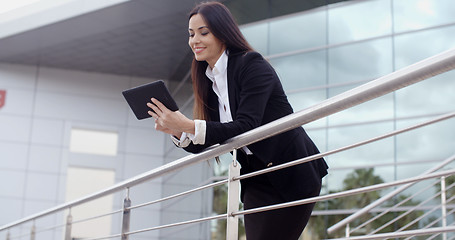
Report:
241,23,269,55
288,89,327,110
394,25,455,69
70,128,118,156
328,84,394,125
393,0,455,33
269,10,327,54
396,117,455,162
328,38,393,85
394,26,455,118
329,0,392,44
270,50,327,91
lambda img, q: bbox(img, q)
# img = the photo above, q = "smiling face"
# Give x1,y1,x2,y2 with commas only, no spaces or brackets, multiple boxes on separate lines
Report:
188,14,226,68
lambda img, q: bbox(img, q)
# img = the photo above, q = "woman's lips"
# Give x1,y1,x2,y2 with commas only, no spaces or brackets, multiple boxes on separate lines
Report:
194,47,205,54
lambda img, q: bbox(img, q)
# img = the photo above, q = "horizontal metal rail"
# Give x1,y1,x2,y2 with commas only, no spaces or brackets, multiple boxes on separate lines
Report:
401,195,455,239
1,47,455,235
85,168,455,240
350,178,440,233
328,151,455,234
424,208,455,240
127,178,227,211
327,226,455,240
371,185,442,234
235,111,455,182
233,169,455,218
392,183,455,234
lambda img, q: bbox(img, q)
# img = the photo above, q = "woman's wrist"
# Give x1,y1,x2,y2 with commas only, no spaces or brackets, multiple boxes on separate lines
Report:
172,131,183,139
182,119,195,135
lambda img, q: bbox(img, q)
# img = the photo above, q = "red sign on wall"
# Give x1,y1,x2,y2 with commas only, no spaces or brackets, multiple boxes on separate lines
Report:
0,90,6,109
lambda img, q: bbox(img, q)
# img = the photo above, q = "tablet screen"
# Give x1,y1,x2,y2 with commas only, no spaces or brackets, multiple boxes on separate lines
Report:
122,80,179,120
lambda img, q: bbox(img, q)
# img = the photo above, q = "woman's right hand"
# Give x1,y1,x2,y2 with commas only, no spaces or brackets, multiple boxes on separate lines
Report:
147,98,194,136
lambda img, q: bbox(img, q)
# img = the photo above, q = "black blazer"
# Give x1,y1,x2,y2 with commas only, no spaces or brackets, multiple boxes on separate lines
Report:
184,51,328,202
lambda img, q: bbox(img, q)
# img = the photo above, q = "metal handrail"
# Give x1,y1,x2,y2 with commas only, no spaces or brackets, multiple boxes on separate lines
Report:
350,178,440,233
89,168,455,240
234,169,455,218
1,48,455,236
235,112,455,182
402,195,455,239
328,151,455,234
55,167,455,240
327,226,455,240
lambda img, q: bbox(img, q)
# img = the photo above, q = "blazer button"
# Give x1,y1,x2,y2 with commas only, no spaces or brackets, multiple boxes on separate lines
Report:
267,162,273,167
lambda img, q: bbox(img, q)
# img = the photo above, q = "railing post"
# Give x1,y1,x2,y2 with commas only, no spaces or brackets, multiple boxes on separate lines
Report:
345,223,350,238
6,231,9,240
64,210,72,240
30,222,35,240
226,149,240,240
441,176,447,240
121,188,131,240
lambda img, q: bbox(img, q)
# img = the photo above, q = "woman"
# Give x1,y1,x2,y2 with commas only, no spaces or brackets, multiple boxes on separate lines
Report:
147,2,328,239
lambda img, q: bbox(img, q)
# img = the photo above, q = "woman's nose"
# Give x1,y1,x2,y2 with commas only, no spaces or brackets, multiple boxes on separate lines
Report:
192,34,200,43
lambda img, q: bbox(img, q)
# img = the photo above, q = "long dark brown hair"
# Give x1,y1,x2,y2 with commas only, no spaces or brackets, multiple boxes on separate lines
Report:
188,2,253,120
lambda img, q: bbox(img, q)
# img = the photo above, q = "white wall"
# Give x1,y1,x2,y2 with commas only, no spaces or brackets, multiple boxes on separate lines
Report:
0,63,165,239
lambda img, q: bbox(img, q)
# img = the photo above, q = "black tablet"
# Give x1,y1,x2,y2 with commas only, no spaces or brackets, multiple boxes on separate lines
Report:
122,80,179,120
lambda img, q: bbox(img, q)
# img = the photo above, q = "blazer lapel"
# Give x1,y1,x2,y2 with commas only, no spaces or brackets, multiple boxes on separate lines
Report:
227,54,238,120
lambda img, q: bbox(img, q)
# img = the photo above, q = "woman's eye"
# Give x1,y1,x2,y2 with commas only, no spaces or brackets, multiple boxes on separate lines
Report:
201,31,209,36
189,33,194,38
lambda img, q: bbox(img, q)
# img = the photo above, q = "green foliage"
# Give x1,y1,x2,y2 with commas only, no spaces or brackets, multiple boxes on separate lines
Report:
307,168,426,239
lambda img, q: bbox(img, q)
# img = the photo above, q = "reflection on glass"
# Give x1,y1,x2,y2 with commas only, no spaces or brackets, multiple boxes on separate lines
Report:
270,50,327,90
241,23,269,55
325,166,395,193
396,117,455,162
326,123,395,192
394,25,455,69
328,38,393,84
396,72,455,118
393,0,455,33
305,128,328,153
329,85,394,125
287,90,328,129
394,26,455,118
329,0,392,44
327,122,394,167
170,0,455,208
269,10,327,54
287,90,326,112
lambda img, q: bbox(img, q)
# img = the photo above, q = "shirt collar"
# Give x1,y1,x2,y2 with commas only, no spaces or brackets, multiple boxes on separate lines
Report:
205,51,228,81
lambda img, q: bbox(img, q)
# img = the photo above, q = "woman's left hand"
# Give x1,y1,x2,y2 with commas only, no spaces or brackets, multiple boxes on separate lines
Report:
147,98,195,136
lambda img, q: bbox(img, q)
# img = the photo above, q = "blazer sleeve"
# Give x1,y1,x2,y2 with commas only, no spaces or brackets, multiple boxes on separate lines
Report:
184,52,280,153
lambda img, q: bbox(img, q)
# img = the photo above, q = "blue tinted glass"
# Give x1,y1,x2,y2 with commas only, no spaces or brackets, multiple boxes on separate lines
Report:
328,38,393,85
394,26,455,69
329,85,395,125
241,23,269,55
396,117,455,163
287,90,328,130
269,10,327,54
396,72,455,118
329,0,392,44
395,26,455,118
393,0,455,33
287,90,327,112
270,50,327,90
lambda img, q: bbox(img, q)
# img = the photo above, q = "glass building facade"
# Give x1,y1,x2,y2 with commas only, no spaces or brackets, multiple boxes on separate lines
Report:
241,0,455,191
164,0,455,238
167,0,455,237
